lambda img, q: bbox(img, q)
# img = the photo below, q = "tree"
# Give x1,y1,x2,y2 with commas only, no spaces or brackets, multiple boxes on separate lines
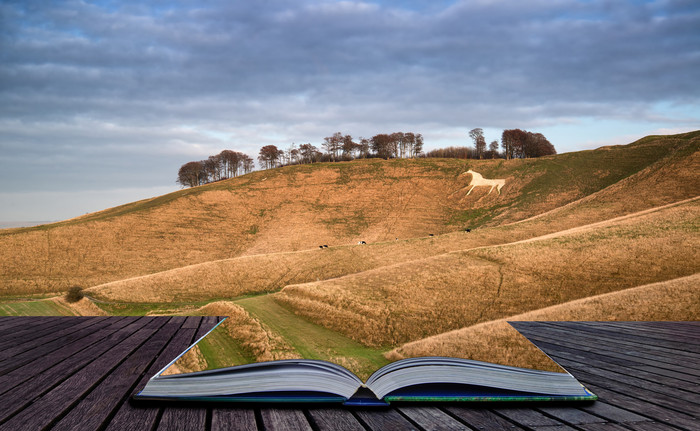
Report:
524,132,556,158
501,128,526,160
258,145,281,170
65,286,84,303
299,143,320,163
488,140,499,158
242,155,254,173
204,154,223,182
177,161,205,188
501,129,554,159
413,134,424,157
322,132,343,161
371,133,394,159
424,146,475,159
342,135,359,159
469,128,486,159
358,137,370,158
219,150,241,178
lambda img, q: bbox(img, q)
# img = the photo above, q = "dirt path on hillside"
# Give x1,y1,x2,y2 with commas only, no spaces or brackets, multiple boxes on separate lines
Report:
499,195,699,247
87,196,699,292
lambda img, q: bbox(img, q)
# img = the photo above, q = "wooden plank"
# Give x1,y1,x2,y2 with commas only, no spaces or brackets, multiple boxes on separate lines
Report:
0,317,160,431
105,318,200,431
399,406,473,430
0,316,133,395
573,424,631,431
182,315,201,329
445,407,527,430
50,317,181,431
545,322,700,355
549,330,700,378
156,317,219,431
536,406,608,425
561,376,700,431
0,316,72,350
533,343,700,414
0,317,150,424
0,316,109,361
196,316,219,339
578,401,650,424
307,408,366,431
260,408,313,431
0,316,50,333
613,421,687,431
493,407,567,428
594,322,700,343
354,409,420,431
0,316,115,375
156,407,207,431
211,409,257,431
516,322,700,370
512,331,700,397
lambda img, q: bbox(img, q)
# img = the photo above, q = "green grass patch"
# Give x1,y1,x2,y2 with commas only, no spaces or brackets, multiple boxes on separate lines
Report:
0,299,77,316
236,295,389,379
93,299,216,316
196,324,255,368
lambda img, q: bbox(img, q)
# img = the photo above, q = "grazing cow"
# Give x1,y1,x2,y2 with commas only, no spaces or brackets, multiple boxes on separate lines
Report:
323,245,329,248
463,169,506,195
429,234,434,237
465,228,471,233
319,245,324,249
358,241,367,245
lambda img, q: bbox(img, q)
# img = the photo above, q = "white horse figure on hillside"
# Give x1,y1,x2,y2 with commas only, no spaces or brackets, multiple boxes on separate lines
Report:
463,169,506,195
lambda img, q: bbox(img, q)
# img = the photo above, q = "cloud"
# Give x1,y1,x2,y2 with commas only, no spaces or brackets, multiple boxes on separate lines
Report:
1,0,699,219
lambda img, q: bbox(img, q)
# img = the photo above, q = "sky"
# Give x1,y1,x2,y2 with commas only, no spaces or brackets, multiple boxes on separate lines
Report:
1,0,699,223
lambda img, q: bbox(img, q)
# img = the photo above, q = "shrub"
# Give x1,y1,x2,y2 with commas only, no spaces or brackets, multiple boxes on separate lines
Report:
65,286,84,303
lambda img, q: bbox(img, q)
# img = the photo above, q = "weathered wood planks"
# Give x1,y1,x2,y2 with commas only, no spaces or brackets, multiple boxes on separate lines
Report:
0,319,697,431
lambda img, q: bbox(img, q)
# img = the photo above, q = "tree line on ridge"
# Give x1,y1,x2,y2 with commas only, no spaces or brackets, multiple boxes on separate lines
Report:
177,129,555,188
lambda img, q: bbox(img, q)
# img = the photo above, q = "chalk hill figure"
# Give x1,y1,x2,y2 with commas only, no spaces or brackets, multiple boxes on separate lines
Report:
463,169,506,195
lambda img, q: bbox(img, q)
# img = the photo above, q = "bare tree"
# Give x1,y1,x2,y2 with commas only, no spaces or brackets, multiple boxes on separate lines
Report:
242,155,254,173
469,128,486,159
413,133,424,157
358,137,370,158
488,140,499,158
322,132,343,161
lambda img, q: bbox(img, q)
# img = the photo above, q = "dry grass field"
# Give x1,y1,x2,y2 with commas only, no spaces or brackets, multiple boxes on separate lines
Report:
2,132,697,297
275,198,699,347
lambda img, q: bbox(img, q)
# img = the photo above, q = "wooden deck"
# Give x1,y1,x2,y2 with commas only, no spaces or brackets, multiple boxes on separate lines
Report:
0,318,697,430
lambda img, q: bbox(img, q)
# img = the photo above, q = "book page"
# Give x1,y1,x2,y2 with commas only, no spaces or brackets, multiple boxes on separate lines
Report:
159,318,566,379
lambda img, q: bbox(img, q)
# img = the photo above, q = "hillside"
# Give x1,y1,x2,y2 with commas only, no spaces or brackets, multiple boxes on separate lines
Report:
275,197,699,347
1,131,698,296
387,273,700,368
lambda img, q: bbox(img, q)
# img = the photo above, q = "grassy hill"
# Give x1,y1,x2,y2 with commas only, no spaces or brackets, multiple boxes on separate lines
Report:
0,131,698,378
1,131,698,297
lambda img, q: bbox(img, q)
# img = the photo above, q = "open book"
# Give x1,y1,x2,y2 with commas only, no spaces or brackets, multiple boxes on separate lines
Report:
134,319,596,405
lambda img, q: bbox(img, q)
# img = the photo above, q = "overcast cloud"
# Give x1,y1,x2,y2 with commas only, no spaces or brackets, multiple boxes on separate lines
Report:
1,0,699,222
